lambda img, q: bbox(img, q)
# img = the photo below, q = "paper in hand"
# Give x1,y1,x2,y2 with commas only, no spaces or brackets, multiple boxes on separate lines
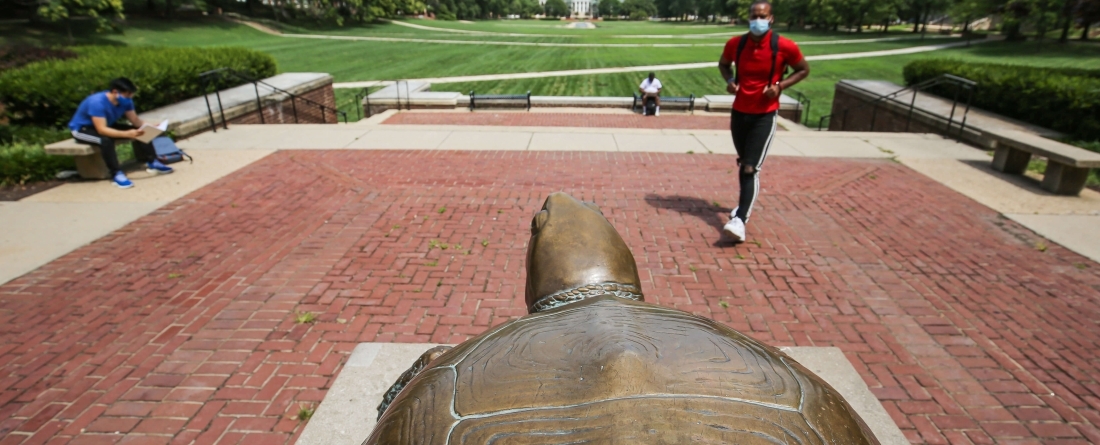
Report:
134,119,168,144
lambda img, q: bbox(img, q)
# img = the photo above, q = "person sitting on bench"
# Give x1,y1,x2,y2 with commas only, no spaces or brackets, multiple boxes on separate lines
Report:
639,72,662,116
68,77,173,189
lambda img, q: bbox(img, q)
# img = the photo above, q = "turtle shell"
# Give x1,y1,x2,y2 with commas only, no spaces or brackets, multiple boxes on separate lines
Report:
366,295,879,444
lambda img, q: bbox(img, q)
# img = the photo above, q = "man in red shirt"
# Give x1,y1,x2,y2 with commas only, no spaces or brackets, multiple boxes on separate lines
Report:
717,0,810,242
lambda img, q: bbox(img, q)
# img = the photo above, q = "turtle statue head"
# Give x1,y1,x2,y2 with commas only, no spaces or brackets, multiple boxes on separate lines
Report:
525,192,643,313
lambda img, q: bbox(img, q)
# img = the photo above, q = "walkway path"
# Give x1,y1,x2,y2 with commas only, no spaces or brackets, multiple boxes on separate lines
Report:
333,37,995,88
2,120,1099,444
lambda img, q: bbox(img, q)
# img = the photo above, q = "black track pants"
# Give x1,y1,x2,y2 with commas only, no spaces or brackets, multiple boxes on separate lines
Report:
71,125,156,175
730,110,777,223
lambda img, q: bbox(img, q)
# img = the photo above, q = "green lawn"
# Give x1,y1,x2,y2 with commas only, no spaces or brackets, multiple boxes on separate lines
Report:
4,18,1099,129
1,18,967,84
437,40,1100,125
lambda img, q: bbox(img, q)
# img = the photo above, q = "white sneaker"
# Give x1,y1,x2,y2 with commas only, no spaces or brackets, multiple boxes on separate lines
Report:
729,207,739,219
723,217,745,242
655,107,660,116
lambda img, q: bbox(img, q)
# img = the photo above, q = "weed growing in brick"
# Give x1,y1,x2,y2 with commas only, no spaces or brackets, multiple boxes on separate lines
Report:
294,312,317,324
1035,242,1048,252
297,404,315,421
688,265,696,272
167,273,182,279
438,207,446,214
1076,263,1089,270
481,240,489,247
719,301,729,308
426,261,438,267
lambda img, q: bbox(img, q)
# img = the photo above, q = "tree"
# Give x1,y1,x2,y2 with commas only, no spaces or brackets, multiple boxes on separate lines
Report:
949,0,997,32
1078,0,1100,39
544,0,569,17
621,0,657,18
36,0,123,41
598,0,619,17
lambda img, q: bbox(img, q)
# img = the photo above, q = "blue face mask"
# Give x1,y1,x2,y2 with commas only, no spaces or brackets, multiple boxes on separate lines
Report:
749,19,770,36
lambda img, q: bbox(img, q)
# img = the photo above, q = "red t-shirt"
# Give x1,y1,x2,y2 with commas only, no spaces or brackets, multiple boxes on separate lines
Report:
722,31,804,114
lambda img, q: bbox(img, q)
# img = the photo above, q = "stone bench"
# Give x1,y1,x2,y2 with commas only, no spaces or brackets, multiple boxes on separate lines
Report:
633,93,695,113
43,138,122,179
988,129,1100,195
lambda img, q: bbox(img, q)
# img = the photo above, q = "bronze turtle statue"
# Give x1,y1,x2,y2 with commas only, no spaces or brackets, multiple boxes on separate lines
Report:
366,192,879,444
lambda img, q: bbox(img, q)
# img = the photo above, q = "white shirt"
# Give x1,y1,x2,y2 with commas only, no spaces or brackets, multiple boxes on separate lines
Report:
640,78,662,94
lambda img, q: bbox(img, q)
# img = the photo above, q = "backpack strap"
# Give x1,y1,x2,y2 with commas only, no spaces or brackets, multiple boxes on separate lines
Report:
734,33,750,85
769,31,780,86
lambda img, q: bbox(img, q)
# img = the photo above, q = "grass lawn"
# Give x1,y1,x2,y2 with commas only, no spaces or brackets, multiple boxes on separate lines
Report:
436,40,1100,125
4,18,1099,129
2,18,966,83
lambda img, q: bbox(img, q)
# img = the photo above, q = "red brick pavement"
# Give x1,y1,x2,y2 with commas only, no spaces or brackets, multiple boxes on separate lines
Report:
382,111,744,130
2,151,1099,444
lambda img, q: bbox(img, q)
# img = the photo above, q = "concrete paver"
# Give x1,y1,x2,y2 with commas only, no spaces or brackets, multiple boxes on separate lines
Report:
24,149,274,203
438,131,532,151
780,135,888,158
1004,214,1100,262
343,129,451,149
529,132,617,151
2,151,1099,444
899,157,1100,215
0,202,164,284
614,134,705,153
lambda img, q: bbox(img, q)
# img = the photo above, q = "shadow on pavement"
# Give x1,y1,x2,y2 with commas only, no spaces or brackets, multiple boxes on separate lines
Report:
643,194,738,246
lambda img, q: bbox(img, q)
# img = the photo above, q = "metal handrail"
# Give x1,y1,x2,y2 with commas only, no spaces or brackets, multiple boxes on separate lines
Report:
785,88,812,126
198,68,348,133
817,74,976,140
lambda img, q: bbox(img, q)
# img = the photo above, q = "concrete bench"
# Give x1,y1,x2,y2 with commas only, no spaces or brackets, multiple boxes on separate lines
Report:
633,93,695,113
43,138,121,179
988,129,1100,195
469,91,531,111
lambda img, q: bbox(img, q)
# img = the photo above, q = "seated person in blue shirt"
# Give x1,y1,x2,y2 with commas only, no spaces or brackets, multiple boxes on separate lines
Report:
68,77,173,189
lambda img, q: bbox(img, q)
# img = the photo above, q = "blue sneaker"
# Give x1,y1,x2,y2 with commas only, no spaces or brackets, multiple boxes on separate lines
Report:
113,172,134,189
146,159,174,175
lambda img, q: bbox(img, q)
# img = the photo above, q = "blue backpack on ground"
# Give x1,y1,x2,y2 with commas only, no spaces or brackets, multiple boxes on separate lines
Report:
151,136,192,164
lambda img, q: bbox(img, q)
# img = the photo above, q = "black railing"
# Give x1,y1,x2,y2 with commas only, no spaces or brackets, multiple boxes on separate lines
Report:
198,68,348,133
817,74,976,140
785,89,811,126
354,81,414,120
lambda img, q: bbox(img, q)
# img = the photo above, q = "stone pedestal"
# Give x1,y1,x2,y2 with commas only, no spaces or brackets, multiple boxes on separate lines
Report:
74,148,111,179
1041,163,1091,195
992,145,1032,174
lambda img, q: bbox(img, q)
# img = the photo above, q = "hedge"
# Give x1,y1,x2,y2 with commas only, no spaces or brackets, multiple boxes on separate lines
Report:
903,59,1100,141
0,46,277,128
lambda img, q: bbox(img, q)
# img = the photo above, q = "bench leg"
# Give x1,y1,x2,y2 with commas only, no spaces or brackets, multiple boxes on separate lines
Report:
991,146,1030,174
74,149,111,180
1041,163,1090,196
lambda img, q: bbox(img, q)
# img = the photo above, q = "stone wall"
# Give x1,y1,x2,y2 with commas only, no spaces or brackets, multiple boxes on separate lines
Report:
228,83,337,125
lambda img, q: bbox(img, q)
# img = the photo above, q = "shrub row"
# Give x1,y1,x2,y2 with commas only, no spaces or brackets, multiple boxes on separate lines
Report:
903,59,1100,141
0,46,277,128
0,142,74,186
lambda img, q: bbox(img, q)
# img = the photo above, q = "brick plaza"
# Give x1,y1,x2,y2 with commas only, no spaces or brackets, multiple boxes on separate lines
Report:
2,147,1099,443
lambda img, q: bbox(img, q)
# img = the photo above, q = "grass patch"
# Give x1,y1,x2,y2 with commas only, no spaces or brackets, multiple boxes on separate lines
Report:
296,404,315,421
294,311,317,324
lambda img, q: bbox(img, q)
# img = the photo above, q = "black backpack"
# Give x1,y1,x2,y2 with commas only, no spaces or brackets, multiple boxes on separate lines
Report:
734,31,783,87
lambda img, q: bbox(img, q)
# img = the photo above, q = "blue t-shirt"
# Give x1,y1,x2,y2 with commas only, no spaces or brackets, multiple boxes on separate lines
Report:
68,91,135,131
